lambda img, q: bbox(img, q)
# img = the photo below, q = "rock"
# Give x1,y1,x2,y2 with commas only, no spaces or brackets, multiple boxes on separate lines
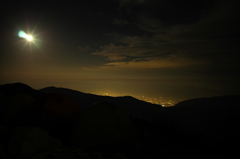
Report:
68,101,137,147
8,127,63,159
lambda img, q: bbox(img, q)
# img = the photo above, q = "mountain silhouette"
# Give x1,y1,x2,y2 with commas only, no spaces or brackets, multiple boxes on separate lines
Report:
0,82,45,98
39,85,240,156
1,82,240,158
158,95,240,157
40,86,163,121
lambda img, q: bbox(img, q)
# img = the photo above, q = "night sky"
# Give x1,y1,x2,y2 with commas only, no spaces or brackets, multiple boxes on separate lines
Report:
1,0,240,100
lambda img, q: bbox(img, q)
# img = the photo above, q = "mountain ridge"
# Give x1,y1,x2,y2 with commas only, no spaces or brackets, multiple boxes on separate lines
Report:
39,86,163,121
1,83,240,158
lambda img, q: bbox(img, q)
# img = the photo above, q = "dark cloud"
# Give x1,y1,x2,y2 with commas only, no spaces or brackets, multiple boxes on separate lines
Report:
113,18,129,25
90,0,240,72
119,0,216,26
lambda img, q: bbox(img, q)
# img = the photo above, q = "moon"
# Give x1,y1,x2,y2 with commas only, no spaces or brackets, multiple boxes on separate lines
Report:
18,30,34,42
26,35,33,41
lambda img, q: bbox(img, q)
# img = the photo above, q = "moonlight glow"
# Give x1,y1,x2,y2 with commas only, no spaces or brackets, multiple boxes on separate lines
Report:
26,35,33,41
18,30,33,41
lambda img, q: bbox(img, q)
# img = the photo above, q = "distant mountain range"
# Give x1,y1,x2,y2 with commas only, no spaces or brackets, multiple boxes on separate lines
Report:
1,83,240,158
40,86,163,121
39,85,240,153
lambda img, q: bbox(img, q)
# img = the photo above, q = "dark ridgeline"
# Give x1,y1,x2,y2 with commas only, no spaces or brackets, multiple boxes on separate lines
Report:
158,96,240,158
40,85,240,158
0,82,45,98
0,83,46,126
40,86,163,120
0,82,239,158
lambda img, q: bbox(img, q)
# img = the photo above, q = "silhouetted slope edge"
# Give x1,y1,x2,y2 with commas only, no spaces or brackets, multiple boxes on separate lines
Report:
174,95,240,109
39,86,163,121
39,85,240,157
0,82,45,98
1,83,240,158
159,95,240,157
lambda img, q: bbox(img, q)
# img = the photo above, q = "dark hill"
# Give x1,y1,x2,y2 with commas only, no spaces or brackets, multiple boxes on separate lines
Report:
158,95,240,157
0,82,45,98
1,83,240,158
40,86,163,121
39,85,240,156
174,95,240,109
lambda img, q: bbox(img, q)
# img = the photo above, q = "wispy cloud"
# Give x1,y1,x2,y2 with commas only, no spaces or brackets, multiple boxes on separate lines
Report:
113,18,129,25
119,0,149,8
101,57,199,69
78,46,90,51
92,0,239,70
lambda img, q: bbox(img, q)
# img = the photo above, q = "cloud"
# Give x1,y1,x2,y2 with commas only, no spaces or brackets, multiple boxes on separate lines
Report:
92,38,216,68
145,0,239,37
118,0,239,37
92,42,163,61
96,48,219,69
78,46,90,52
92,33,239,70
102,57,198,69
131,15,167,33
119,0,148,7
91,0,240,71
113,18,129,25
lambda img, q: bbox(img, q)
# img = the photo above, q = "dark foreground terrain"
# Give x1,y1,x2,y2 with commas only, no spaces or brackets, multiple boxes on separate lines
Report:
0,83,239,159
